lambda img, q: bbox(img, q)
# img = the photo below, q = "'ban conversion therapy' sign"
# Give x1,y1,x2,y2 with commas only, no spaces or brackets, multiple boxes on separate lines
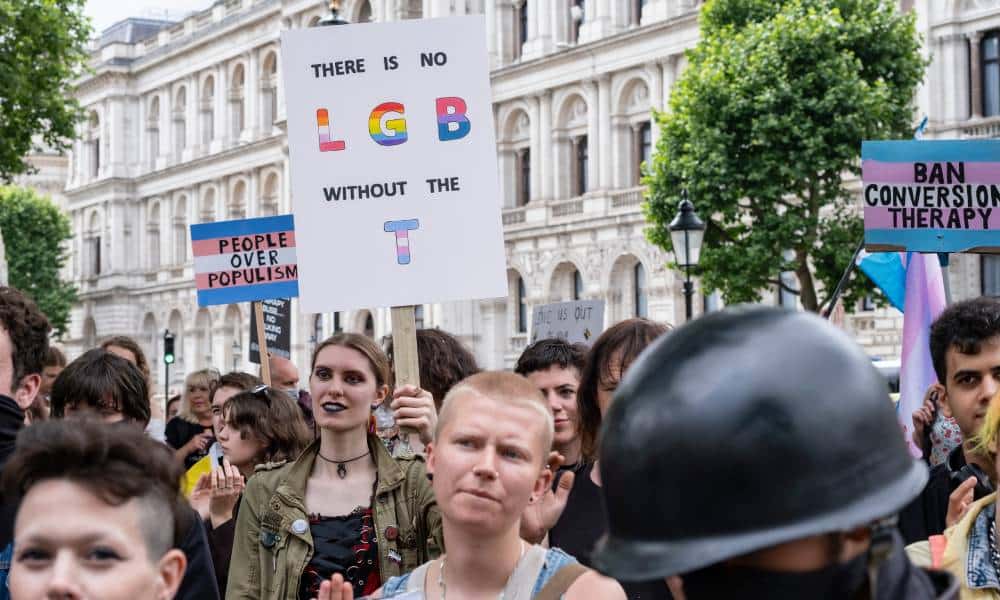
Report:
280,16,507,313
862,140,1000,253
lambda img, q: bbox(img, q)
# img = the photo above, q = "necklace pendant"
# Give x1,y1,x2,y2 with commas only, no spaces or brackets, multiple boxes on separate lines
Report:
337,463,347,479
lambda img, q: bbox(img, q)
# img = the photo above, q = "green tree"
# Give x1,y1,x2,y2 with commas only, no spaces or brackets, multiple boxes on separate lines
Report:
0,0,91,181
644,0,925,312
0,187,77,336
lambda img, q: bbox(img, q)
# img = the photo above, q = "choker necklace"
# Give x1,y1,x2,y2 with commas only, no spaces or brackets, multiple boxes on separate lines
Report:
317,450,370,479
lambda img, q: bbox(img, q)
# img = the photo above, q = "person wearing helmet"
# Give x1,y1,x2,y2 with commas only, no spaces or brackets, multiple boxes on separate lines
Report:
592,306,958,599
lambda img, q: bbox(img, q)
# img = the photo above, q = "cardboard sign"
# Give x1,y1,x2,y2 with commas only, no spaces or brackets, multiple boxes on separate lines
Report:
862,140,1000,253
190,215,299,306
530,300,605,345
248,298,292,364
280,16,507,313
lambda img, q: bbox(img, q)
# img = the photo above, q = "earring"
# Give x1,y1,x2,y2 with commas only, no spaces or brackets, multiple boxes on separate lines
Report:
368,413,376,434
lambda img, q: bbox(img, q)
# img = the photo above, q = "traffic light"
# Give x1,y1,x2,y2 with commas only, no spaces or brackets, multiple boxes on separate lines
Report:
163,331,175,365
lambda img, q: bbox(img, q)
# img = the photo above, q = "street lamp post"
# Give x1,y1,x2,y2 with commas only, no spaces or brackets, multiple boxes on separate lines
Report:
668,190,706,322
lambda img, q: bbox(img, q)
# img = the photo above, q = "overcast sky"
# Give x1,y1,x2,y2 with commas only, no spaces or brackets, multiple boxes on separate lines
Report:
85,0,216,34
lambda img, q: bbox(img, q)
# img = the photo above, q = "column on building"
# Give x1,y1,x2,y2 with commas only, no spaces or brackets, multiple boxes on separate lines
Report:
578,0,612,43
244,49,260,141
598,73,612,190
529,95,542,203
486,0,498,67
641,0,668,24
187,75,199,160
969,31,984,120
648,61,664,148
521,0,553,60
538,90,553,201
939,33,970,123
496,0,516,65
585,79,600,193
109,97,126,177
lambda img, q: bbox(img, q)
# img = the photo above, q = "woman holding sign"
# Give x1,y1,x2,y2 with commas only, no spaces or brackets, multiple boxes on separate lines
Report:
226,333,441,600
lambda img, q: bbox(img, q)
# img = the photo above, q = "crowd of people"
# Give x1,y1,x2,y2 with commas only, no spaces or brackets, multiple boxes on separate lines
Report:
8,281,1000,598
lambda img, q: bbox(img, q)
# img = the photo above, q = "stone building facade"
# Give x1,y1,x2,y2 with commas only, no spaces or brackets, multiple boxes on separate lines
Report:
53,0,1000,391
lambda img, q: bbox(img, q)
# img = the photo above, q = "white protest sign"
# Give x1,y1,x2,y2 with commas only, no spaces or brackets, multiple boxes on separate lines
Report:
530,300,605,345
280,16,507,313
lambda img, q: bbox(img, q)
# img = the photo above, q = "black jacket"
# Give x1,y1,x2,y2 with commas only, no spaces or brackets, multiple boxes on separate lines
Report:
898,446,992,545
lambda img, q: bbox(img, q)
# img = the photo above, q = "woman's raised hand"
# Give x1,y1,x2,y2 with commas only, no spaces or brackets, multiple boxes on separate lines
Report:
391,385,438,446
311,574,354,600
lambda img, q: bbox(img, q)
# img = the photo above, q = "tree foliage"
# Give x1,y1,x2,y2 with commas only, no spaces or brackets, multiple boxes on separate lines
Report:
0,0,91,181
644,0,926,312
0,187,76,336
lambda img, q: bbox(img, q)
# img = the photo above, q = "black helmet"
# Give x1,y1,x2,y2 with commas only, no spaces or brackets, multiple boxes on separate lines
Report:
591,306,927,581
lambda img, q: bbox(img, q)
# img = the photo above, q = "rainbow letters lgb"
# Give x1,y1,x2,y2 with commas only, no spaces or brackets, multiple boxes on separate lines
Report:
316,97,470,152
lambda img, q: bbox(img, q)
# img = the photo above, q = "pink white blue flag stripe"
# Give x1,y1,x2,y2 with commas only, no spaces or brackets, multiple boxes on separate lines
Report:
897,252,947,458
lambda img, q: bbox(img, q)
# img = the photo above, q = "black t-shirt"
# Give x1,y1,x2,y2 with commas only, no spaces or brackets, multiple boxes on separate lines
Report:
166,417,213,470
549,462,673,600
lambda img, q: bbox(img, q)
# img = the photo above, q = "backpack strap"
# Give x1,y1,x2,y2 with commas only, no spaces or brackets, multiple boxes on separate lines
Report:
534,562,589,600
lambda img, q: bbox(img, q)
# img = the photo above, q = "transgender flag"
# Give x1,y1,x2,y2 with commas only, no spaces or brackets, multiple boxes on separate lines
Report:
897,252,948,457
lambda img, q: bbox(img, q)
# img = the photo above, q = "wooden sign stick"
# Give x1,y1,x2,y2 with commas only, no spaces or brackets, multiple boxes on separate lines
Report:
255,301,272,386
390,305,421,443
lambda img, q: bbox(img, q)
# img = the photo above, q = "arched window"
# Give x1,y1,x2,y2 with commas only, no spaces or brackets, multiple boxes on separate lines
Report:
230,180,246,219
148,203,161,269
333,312,342,333
201,76,215,145
517,1,529,59
174,197,188,265
88,112,100,178
86,212,102,277
574,135,589,195
571,0,585,43
261,53,278,131
148,97,160,168
262,173,279,216
518,148,531,206
984,31,1000,117
414,305,425,329
201,188,217,223
631,0,647,26
636,121,652,183
173,87,187,160
357,0,373,22
573,269,584,300
231,64,246,139
634,262,647,318
364,313,375,338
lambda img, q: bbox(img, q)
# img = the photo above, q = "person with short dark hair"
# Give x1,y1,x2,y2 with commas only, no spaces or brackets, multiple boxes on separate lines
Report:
515,338,588,467
167,394,182,420
386,328,480,410
3,418,187,599
0,286,50,591
38,345,65,401
49,349,151,425
48,351,222,600
899,297,1000,545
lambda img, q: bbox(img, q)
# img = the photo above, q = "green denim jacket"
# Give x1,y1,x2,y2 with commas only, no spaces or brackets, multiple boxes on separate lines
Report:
225,435,443,599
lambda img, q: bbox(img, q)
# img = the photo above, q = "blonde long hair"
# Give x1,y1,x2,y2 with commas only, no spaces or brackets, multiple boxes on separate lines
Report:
179,368,220,423
972,395,1000,475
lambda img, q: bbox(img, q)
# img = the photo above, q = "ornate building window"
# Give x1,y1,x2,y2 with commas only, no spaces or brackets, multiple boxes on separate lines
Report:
517,276,528,333
201,76,215,145
983,31,1000,117
636,120,651,184
571,0,585,43
634,262,647,318
574,135,589,195
518,148,531,206
173,87,187,162
148,97,160,169
983,255,1000,296
573,268,584,300
516,1,529,60
631,0,647,26
88,112,100,178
